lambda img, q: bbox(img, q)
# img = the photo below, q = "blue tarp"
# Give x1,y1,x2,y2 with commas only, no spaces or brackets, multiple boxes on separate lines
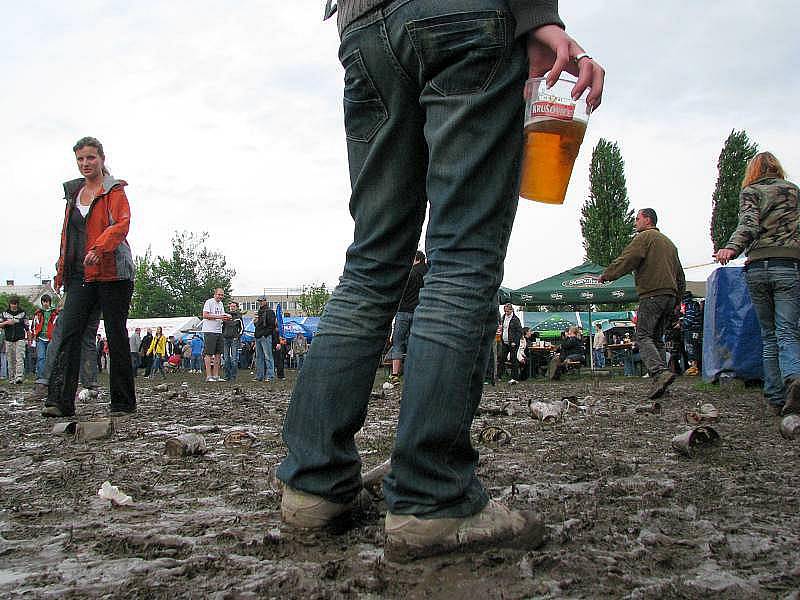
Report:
241,314,320,342
703,266,762,382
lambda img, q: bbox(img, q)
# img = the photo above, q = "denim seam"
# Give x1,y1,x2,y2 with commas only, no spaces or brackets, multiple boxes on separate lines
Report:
379,20,415,85
341,48,389,143
441,315,488,490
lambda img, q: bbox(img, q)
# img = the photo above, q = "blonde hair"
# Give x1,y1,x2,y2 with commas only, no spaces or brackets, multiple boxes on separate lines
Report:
742,152,785,189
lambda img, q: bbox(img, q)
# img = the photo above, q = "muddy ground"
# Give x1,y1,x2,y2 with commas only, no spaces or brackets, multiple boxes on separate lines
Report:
1,370,798,599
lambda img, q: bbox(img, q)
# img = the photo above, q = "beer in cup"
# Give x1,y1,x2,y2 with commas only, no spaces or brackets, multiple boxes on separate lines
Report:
520,75,590,204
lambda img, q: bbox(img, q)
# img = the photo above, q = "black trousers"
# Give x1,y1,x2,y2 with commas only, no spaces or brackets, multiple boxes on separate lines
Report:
273,345,285,379
500,342,519,379
47,279,135,413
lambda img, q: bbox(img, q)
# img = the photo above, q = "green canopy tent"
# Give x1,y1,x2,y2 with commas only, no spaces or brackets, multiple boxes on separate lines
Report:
498,286,513,304
510,262,639,369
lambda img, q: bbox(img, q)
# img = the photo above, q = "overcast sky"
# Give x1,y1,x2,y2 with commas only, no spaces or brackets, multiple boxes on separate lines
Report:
2,1,798,295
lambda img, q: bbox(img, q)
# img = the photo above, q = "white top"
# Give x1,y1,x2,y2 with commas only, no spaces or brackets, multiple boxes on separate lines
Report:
593,330,606,348
501,315,511,343
76,188,91,217
201,298,225,333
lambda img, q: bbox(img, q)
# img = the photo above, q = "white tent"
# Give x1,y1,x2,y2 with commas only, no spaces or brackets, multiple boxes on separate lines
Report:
97,316,201,339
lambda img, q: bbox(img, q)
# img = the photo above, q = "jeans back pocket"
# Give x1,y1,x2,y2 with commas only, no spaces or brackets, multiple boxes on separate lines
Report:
406,10,506,96
341,49,389,143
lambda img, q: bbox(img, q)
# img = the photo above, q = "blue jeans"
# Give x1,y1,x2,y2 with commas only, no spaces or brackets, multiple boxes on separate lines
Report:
36,338,49,379
223,337,240,380
593,348,606,368
745,262,800,407
191,355,202,371
151,355,165,377
254,335,274,381
388,311,413,360
278,0,525,519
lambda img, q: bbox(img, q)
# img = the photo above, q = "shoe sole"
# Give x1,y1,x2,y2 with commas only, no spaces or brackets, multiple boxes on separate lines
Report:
649,373,676,400
384,515,545,563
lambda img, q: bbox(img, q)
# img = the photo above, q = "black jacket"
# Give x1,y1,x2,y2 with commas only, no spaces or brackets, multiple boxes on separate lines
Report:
1,308,27,342
500,313,523,346
398,261,428,313
255,305,277,338
223,311,244,339
139,333,152,355
559,336,584,361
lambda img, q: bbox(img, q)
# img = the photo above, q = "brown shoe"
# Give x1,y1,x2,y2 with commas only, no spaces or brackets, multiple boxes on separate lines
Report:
280,486,353,529
25,383,48,402
384,500,545,563
41,405,75,418
782,379,800,416
649,371,676,400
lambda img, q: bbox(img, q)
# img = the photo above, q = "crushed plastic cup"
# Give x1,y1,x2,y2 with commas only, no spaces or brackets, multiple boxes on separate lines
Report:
98,481,133,505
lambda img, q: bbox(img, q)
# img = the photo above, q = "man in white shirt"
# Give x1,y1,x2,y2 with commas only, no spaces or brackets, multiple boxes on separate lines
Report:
201,288,230,381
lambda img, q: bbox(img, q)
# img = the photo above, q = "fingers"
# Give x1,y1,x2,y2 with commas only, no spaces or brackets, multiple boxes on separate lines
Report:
546,39,571,88
571,56,605,109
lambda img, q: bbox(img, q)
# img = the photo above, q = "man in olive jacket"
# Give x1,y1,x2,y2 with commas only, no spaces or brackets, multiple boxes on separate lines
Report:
599,208,685,399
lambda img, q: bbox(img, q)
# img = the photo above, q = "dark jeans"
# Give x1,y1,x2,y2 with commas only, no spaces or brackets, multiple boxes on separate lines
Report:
223,337,240,380
131,351,140,375
38,283,100,387
500,342,519,379
635,295,676,376
278,0,525,519
47,280,135,413
745,262,800,407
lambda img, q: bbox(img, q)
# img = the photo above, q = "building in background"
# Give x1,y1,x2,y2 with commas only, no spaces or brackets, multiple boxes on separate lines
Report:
0,280,60,308
233,288,305,317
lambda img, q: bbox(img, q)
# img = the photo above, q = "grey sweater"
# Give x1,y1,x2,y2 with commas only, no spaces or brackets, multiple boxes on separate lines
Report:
331,0,563,38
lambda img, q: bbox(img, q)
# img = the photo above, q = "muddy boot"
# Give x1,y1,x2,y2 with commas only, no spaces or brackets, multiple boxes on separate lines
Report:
280,486,354,529
25,383,48,402
385,500,545,563
648,370,676,400
782,378,800,416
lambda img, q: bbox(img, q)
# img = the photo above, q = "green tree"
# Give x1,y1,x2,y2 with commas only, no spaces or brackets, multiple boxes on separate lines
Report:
129,231,236,317
0,293,37,317
580,139,635,266
710,129,758,251
298,283,331,317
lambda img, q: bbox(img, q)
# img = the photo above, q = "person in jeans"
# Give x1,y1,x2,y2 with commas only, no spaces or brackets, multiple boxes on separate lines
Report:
277,0,604,561
190,333,204,373
31,294,58,382
43,136,136,417
388,250,427,382
0,295,27,384
146,326,168,379
592,323,606,368
716,152,800,416
600,209,685,400
253,297,276,382
222,300,244,381
291,331,308,371
128,327,141,376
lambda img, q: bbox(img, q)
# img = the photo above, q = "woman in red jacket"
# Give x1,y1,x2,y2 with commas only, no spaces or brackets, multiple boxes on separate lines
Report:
42,137,136,418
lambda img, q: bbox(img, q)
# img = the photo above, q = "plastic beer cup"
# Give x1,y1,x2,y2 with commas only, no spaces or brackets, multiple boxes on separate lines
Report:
519,74,590,204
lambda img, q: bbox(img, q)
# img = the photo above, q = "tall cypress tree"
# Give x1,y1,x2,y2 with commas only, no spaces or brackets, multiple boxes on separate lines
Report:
710,129,758,251
581,139,634,266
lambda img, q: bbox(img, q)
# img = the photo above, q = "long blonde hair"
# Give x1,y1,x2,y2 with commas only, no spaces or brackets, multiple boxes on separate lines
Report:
742,152,785,189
